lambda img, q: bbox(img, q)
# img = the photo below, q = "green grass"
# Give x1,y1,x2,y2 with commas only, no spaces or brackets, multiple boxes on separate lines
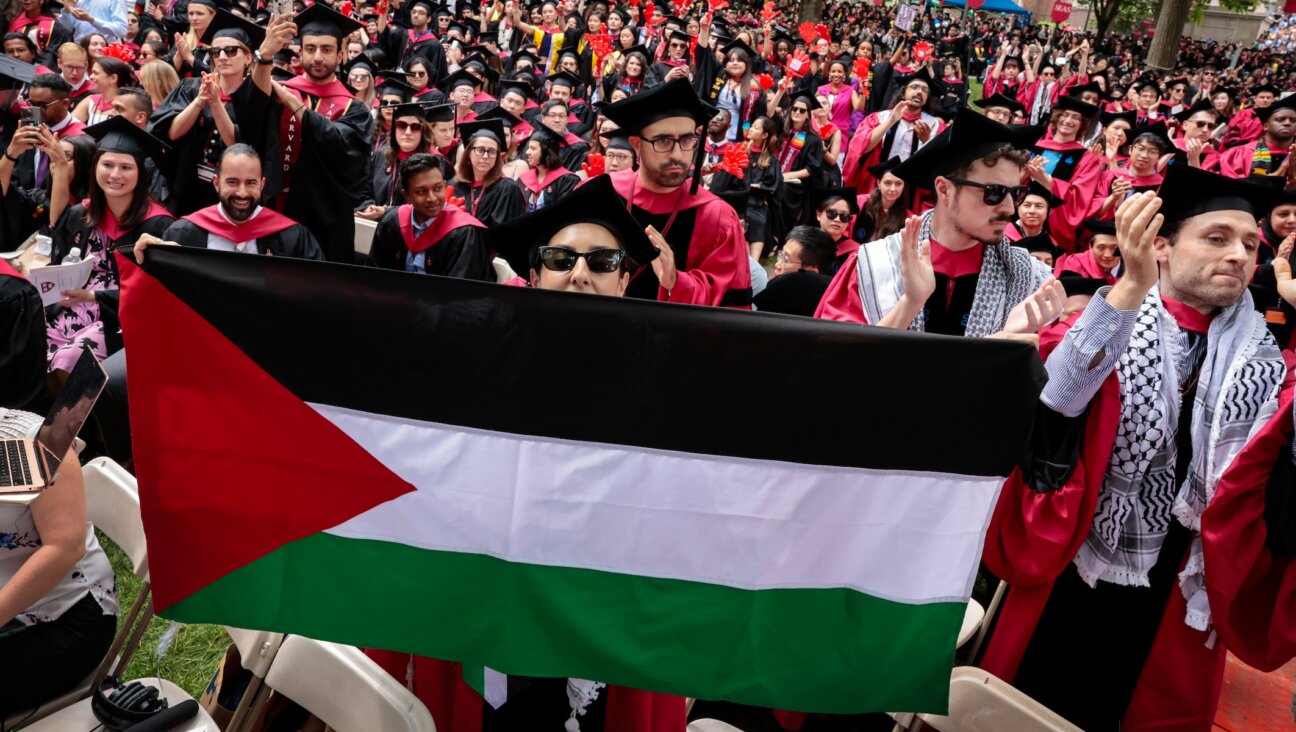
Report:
968,76,984,103
99,530,230,698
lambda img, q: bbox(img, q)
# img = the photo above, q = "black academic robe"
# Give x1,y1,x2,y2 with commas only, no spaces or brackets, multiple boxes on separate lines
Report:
358,147,405,210
0,269,46,411
162,217,325,260
711,163,782,246
558,139,591,171
47,202,174,356
753,271,832,317
379,27,447,85
644,61,688,88
452,178,527,231
367,204,493,281
231,75,374,263
514,168,580,211
149,77,241,216
777,129,825,227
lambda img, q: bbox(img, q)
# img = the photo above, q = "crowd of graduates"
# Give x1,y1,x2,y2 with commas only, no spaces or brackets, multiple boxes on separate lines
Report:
3,0,1296,729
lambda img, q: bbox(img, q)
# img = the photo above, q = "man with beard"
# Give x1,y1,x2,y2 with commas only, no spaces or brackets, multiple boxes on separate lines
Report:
148,145,323,258
982,164,1296,732
817,108,1065,336
1215,93,1296,178
842,69,943,196
599,78,752,309
234,4,372,263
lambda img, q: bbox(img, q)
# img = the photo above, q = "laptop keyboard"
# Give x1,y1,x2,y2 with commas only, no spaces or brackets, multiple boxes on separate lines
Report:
0,439,32,487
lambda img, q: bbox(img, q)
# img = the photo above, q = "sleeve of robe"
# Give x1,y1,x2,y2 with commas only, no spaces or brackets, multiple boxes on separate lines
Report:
366,209,405,270
794,132,825,188
1201,357,1296,673
1046,151,1106,253
473,180,527,231
0,276,46,411
1214,144,1256,179
428,226,493,282
355,151,385,211
812,250,866,323
1222,108,1263,148
841,113,883,189
268,224,326,261
161,218,209,248
692,47,721,102
664,200,751,308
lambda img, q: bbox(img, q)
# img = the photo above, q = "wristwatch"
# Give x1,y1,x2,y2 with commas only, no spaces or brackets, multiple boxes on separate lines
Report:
253,50,274,65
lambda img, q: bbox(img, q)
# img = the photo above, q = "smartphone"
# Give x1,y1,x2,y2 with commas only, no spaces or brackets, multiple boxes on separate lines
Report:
20,106,40,127
273,0,293,17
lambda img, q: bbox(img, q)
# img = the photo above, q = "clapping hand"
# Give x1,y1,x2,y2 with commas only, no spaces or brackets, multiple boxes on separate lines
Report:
1003,276,1066,334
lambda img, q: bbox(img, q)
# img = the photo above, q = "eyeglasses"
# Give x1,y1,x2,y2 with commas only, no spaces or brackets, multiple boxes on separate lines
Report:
211,46,244,57
26,97,64,109
543,110,567,119
348,72,371,82
644,133,700,153
820,209,851,222
776,249,802,266
469,146,498,157
791,106,809,114
410,70,428,77
395,121,422,132
947,178,1029,206
537,246,625,273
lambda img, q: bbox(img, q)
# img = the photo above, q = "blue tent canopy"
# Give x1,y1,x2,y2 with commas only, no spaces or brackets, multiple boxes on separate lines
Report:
940,0,1031,17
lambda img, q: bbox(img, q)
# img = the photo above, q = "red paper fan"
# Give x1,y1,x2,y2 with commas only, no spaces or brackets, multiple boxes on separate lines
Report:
671,0,690,18
446,194,466,208
588,34,613,58
582,153,606,178
912,40,933,63
814,23,830,43
852,57,871,80
797,21,816,45
718,144,749,178
643,1,657,25
754,73,774,91
819,122,837,140
784,48,811,78
339,0,354,17
103,42,136,63
760,1,777,21
707,0,728,10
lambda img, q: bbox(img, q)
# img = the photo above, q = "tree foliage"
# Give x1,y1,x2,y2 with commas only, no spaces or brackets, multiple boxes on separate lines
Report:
1077,0,1255,41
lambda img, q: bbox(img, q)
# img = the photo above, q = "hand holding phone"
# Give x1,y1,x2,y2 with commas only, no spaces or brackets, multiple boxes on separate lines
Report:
20,106,41,127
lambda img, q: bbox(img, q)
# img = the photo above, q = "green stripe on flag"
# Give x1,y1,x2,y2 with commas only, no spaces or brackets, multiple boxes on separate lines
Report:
163,532,963,714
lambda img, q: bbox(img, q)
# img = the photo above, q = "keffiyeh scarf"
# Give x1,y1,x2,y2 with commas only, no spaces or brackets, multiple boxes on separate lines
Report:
853,209,1051,334
1075,287,1285,636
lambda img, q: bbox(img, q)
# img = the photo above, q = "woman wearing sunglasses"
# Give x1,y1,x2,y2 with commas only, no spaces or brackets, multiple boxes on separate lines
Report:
150,9,255,216
355,102,433,221
1022,94,1107,252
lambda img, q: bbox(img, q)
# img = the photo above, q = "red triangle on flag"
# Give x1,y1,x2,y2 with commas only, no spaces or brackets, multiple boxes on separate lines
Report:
118,255,416,612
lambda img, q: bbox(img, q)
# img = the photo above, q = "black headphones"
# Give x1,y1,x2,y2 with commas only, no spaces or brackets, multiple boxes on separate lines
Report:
90,676,170,731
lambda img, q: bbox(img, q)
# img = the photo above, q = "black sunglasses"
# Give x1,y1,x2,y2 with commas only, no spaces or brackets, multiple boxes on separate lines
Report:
821,209,852,222
537,246,625,273
947,178,1029,206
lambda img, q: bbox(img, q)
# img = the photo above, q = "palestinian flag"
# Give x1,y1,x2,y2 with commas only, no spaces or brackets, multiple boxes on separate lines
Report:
118,248,1044,715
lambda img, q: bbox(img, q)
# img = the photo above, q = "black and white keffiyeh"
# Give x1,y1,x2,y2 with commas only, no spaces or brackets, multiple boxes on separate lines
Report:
853,209,1052,334
1075,287,1285,636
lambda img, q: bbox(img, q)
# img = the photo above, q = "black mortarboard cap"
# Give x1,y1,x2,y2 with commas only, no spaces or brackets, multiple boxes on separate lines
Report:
1257,93,1296,123
1058,275,1107,298
667,29,691,45
1132,78,1160,95
511,49,542,67
620,44,649,60
385,101,430,119
271,66,297,82
720,38,757,60
974,92,1024,115
442,67,481,91
867,155,902,181
1015,233,1057,257
420,101,457,122
1052,95,1098,117
789,90,821,111
0,55,36,88
602,78,715,192
1065,81,1105,101
527,125,569,152
1251,83,1281,98
1156,164,1277,224
892,107,1021,188
547,70,581,88
343,55,377,78
1173,98,1217,122
199,8,266,48
295,3,364,42
1025,180,1063,208
490,175,657,274
1100,108,1137,127
1082,218,1116,236
458,118,505,146
605,128,633,151
84,115,170,160
497,78,533,101
447,20,471,36
1008,123,1047,150
1164,77,1189,91
1129,120,1175,153
477,104,522,128
188,0,223,8
896,67,942,97
377,74,417,99
808,187,859,215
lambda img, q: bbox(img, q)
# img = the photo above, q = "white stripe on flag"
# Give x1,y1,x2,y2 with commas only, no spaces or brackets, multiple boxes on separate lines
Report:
311,403,1003,604
484,667,508,709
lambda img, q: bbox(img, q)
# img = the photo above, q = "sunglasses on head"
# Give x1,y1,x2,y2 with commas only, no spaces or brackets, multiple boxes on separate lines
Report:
947,178,1029,206
821,209,851,222
537,246,625,273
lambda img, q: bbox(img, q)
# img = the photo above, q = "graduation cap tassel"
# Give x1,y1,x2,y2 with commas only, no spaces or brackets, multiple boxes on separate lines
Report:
690,133,705,194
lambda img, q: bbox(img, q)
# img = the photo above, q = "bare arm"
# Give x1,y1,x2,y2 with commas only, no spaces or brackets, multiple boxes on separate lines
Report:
204,76,237,146
0,449,87,627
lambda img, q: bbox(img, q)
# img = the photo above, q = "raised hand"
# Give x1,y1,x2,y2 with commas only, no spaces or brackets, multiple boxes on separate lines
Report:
646,225,675,291
1273,256,1296,309
898,214,934,304
1106,191,1164,311
1003,276,1066,333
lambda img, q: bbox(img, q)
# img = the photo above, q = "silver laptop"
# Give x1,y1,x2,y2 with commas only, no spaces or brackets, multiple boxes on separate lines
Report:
0,345,108,494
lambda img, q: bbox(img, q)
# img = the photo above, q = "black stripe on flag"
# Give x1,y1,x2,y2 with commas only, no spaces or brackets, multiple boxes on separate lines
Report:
133,248,1045,477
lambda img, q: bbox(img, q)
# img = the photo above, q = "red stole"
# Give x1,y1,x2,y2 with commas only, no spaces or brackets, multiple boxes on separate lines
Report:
518,166,572,195
277,75,355,197
56,119,87,139
182,205,298,244
397,203,485,254
930,240,983,279
1161,296,1214,334
834,236,859,259
0,257,25,281
562,130,584,147
87,198,172,242
7,14,53,49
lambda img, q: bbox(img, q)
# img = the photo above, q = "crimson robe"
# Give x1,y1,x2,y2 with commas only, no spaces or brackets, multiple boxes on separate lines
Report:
1034,135,1106,252
608,169,752,308
1215,139,1288,179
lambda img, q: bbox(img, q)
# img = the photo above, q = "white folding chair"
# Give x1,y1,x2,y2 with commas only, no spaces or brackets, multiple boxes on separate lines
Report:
687,720,747,732
263,636,435,732
223,627,285,732
905,667,1081,732
354,217,378,256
